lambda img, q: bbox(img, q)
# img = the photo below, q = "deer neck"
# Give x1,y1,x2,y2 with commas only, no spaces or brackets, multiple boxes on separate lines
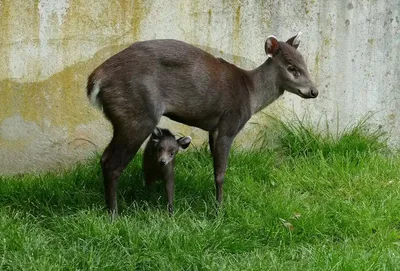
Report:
247,59,284,114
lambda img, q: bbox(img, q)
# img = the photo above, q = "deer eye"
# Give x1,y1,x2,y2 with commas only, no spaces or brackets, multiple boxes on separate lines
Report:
170,152,174,157
287,65,299,78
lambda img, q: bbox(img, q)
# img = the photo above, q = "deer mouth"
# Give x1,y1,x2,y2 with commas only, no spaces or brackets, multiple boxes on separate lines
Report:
297,89,307,98
297,89,314,99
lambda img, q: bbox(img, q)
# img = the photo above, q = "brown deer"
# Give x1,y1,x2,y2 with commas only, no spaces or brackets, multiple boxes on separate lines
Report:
143,127,191,214
87,33,318,216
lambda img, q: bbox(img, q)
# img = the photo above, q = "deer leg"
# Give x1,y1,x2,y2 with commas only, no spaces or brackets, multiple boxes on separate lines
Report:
101,125,157,219
212,134,234,204
145,173,155,191
165,170,175,215
209,130,217,156
101,137,137,220
144,173,155,201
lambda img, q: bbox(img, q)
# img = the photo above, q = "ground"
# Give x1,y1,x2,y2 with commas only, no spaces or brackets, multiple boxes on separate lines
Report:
0,118,399,270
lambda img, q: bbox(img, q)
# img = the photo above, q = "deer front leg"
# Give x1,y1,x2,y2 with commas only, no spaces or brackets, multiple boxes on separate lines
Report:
209,131,217,156
212,134,234,204
144,173,155,199
164,168,175,215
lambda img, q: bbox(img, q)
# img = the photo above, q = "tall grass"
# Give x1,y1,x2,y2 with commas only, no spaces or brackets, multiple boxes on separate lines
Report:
255,114,389,164
0,117,399,270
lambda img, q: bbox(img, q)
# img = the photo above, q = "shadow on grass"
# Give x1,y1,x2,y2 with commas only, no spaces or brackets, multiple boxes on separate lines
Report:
0,149,218,218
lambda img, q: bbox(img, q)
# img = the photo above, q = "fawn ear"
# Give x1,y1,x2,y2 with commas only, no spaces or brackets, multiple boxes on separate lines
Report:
286,32,301,49
152,127,162,138
152,128,162,142
265,35,280,58
177,136,192,150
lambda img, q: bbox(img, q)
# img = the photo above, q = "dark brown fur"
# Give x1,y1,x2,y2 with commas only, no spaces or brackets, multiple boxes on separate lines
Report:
143,128,191,214
87,35,318,216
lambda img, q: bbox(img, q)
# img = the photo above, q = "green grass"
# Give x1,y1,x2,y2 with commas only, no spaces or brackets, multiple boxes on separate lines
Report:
1,119,400,270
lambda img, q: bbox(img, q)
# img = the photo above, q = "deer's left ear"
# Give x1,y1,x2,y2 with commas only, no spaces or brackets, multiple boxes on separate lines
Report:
177,136,192,150
286,32,301,49
151,127,163,143
265,35,280,58
152,127,163,138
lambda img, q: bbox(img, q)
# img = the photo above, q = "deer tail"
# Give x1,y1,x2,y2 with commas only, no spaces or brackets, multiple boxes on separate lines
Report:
86,71,103,110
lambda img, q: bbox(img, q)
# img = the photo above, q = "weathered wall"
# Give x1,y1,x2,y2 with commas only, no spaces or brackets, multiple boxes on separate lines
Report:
0,0,399,174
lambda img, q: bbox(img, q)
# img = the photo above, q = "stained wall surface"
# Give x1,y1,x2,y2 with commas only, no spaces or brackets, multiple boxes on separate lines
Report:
0,0,399,174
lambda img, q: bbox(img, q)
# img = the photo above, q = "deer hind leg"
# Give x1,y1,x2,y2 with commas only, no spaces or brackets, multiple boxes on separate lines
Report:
99,83,164,218
100,120,161,218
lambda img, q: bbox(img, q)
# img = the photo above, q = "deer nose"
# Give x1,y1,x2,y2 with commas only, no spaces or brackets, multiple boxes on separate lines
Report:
159,159,167,166
310,88,319,98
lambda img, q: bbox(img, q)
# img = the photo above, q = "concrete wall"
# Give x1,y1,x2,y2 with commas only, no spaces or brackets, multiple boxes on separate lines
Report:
0,0,399,174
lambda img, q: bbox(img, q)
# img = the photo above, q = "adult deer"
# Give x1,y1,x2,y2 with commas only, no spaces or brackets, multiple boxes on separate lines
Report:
87,33,318,216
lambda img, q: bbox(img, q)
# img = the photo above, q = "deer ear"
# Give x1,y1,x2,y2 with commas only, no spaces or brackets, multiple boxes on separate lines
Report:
177,136,191,150
152,127,163,139
265,35,280,58
286,32,301,49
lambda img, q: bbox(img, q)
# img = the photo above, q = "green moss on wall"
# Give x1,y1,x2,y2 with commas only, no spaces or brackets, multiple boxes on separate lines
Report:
0,43,129,137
